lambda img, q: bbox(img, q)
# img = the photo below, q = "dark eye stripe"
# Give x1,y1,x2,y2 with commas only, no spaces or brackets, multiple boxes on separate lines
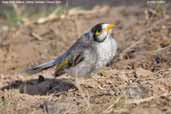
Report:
91,23,106,43
91,23,104,33
96,25,102,32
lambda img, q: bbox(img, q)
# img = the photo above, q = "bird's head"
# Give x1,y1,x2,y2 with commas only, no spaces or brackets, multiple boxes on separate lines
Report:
91,23,115,42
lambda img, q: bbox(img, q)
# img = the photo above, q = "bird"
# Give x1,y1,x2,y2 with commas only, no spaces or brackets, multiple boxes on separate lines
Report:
26,23,118,90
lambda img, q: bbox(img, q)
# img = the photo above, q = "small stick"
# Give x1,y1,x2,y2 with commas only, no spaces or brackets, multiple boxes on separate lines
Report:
127,92,171,104
30,32,43,41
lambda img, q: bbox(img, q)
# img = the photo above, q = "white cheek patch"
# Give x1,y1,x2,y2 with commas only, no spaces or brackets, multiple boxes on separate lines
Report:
102,24,113,37
102,24,109,30
95,23,111,42
98,32,107,40
95,24,108,42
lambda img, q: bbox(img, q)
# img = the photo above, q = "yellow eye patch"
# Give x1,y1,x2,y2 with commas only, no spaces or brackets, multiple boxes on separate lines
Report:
96,31,101,35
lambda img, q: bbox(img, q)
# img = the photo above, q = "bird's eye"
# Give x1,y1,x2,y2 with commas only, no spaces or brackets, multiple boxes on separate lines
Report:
95,29,102,35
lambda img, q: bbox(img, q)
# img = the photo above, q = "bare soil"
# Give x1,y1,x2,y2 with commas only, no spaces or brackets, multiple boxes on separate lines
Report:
0,5,171,114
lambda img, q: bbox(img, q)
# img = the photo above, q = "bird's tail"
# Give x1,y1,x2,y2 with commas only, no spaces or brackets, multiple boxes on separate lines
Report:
25,59,57,75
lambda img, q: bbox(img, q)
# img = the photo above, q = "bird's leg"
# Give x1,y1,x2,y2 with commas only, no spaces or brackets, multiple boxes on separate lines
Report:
75,76,91,109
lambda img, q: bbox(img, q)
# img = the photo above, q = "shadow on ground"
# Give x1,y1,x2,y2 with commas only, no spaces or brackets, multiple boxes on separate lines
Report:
1,76,76,95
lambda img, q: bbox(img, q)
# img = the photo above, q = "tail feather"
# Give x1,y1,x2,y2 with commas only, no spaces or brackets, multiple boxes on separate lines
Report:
25,59,56,74
25,51,67,75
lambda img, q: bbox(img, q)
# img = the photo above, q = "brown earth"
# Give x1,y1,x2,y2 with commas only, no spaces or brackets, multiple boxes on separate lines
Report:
0,5,171,114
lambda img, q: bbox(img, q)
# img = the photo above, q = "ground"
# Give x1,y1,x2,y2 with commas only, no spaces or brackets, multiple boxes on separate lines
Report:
0,5,171,114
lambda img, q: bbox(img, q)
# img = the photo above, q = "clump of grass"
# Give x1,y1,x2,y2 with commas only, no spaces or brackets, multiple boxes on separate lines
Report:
0,4,24,26
145,0,167,19
0,90,20,111
53,5,67,16
0,4,68,26
4,9,24,26
27,5,66,21
0,96,7,109
154,1,166,17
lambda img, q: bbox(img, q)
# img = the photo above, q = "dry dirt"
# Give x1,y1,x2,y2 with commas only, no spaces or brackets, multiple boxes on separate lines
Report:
0,5,171,114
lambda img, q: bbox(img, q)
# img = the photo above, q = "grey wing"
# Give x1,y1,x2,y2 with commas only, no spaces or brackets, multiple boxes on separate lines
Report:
54,33,94,76
54,48,85,76
25,32,93,76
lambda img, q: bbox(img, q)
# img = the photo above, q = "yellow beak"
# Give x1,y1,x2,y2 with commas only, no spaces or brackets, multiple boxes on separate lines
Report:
105,23,115,32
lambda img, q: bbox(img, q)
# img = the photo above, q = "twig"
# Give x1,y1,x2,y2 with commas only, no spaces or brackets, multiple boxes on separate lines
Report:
153,45,171,54
30,32,43,41
127,92,171,104
154,68,171,75
103,92,171,113
104,97,122,113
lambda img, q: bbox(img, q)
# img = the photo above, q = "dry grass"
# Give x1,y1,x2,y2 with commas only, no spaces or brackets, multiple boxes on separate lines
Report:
0,5,171,114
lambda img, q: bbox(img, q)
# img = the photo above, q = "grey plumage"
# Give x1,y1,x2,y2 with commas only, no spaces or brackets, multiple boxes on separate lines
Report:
26,32,96,76
26,23,117,78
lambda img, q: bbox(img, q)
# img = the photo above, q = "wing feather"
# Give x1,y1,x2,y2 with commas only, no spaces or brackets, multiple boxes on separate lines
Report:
54,32,92,77
54,52,84,76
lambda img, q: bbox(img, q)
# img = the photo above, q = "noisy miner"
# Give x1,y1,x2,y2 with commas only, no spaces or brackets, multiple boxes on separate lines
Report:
26,23,118,91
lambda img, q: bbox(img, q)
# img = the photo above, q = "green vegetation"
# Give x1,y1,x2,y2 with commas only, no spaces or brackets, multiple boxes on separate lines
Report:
0,6,22,26
0,4,68,27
